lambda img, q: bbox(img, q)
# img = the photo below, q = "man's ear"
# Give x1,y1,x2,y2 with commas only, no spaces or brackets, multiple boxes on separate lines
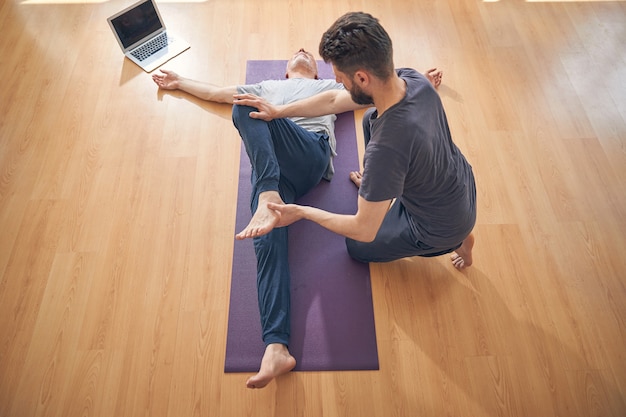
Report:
354,70,369,86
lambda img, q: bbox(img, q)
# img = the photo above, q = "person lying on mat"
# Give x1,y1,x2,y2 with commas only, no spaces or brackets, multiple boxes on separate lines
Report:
152,48,442,389
234,13,476,270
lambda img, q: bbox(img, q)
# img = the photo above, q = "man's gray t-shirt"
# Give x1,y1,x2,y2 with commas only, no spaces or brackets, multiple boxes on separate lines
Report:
237,78,344,180
359,68,476,248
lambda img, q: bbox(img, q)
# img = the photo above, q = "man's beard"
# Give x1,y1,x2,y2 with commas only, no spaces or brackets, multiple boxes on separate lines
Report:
349,83,373,105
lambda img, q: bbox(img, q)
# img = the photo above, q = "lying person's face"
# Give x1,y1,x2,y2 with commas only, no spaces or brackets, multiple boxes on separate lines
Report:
286,48,318,79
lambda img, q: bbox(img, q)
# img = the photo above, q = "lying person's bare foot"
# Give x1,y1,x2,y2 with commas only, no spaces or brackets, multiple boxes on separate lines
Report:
236,191,283,240
451,233,474,269
426,68,443,89
349,171,363,188
246,343,296,389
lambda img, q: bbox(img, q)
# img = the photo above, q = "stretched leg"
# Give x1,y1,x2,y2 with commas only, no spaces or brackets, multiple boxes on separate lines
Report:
231,105,330,388
246,343,296,389
246,226,296,389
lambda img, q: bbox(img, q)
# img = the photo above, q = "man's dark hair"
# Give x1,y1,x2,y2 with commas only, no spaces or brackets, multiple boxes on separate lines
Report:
319,12,394,80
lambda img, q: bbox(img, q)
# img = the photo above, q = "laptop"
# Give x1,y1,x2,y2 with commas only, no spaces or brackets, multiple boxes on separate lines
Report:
107,0,190,72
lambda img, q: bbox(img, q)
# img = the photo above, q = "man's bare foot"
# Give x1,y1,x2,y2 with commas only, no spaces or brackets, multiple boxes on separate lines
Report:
425,68,443,89
246,343,296,389
349,171,363,188
236,191,283,240
451,233,474,269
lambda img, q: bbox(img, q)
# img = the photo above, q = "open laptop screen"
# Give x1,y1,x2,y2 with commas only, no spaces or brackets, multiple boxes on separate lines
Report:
110,0,163,49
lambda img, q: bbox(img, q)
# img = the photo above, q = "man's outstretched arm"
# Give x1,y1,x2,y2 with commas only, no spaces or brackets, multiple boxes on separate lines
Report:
233,89,368,121
262,196,392,243
152,69,237,104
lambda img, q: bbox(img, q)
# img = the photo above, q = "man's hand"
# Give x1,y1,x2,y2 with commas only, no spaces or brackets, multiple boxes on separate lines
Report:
152,69,180,90
267,202,304,228
233,93,280,121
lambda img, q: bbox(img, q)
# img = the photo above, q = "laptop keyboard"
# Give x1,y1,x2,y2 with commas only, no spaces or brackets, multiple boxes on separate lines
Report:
131,32,170,61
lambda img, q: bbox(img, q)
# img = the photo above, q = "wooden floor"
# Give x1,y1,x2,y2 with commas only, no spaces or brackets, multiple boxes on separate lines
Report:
1,0,625,416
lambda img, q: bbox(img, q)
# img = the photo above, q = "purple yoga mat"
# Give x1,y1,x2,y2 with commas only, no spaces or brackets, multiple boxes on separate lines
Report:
224,60,379,372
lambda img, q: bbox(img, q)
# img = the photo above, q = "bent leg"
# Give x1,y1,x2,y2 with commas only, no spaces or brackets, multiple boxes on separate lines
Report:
346,201,461,263
232,105,281,195
346,201,423,263
232,104,330,198
232,105,330,239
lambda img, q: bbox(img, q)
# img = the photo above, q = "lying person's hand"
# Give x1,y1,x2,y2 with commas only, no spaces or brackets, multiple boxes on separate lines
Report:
233,94,279,121
152,69,180,90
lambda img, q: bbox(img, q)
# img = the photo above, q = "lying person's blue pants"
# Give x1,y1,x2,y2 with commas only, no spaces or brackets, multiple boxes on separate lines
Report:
232,105,330,346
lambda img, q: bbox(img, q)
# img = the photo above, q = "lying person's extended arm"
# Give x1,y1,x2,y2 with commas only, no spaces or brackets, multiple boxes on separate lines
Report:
152,69,237,104
233,89,369,121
